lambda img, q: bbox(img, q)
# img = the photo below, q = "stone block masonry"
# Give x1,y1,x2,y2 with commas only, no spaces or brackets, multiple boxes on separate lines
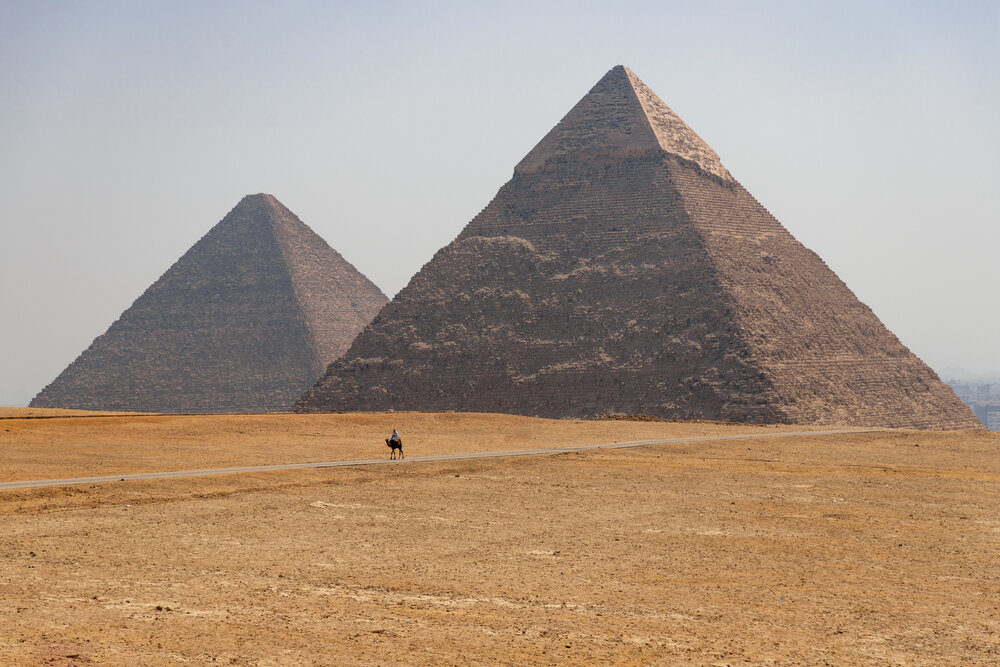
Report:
32,195,387,413
295,66,980,430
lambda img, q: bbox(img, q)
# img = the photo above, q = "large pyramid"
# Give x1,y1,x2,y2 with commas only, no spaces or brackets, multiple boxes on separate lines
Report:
32,194,387,413
296,66,981,430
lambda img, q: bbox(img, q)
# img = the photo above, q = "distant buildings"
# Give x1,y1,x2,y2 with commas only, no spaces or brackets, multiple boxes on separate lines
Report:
947,381,1000,431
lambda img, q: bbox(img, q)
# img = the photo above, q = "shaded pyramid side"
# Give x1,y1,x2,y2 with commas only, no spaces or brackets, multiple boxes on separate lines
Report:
31,194,387,413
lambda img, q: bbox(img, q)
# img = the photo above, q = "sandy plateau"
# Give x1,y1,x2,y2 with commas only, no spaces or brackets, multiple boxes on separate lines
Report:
0,410,998,665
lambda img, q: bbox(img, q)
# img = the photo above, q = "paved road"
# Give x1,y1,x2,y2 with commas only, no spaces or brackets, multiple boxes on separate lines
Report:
0,429,877,491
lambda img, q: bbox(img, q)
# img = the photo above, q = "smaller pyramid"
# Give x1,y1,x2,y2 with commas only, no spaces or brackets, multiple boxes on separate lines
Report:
31,194,388,413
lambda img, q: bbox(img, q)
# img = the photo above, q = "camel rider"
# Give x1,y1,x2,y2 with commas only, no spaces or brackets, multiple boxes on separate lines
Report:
390,429,400,444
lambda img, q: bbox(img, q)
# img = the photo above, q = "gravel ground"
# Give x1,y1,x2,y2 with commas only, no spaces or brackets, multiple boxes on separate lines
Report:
0,412,997,665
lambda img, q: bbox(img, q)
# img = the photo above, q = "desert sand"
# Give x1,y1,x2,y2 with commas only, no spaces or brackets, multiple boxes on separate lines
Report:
1,410,998,665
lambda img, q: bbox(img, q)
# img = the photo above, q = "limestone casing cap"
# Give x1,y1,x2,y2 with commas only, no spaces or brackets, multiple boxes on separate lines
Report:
514,65,732,182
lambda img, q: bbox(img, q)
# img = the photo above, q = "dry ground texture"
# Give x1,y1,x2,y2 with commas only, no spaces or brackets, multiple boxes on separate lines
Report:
0,410,998,665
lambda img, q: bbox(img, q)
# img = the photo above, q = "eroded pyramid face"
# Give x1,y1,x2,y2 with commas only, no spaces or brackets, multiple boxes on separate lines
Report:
296,66,979,430
31,194,388,413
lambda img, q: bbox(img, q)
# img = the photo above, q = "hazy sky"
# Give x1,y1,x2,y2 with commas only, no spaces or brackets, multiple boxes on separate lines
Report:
2,1,998,407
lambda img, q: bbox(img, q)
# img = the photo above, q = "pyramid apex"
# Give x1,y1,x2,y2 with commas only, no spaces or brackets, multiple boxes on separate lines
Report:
515,66,731,181
234,192,278,206
225,193,297,222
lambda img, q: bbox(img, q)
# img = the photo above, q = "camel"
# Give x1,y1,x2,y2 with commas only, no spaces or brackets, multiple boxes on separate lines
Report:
385,437,404,460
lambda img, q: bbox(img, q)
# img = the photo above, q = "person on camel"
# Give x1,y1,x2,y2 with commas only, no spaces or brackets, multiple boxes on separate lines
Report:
386,429,403,459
